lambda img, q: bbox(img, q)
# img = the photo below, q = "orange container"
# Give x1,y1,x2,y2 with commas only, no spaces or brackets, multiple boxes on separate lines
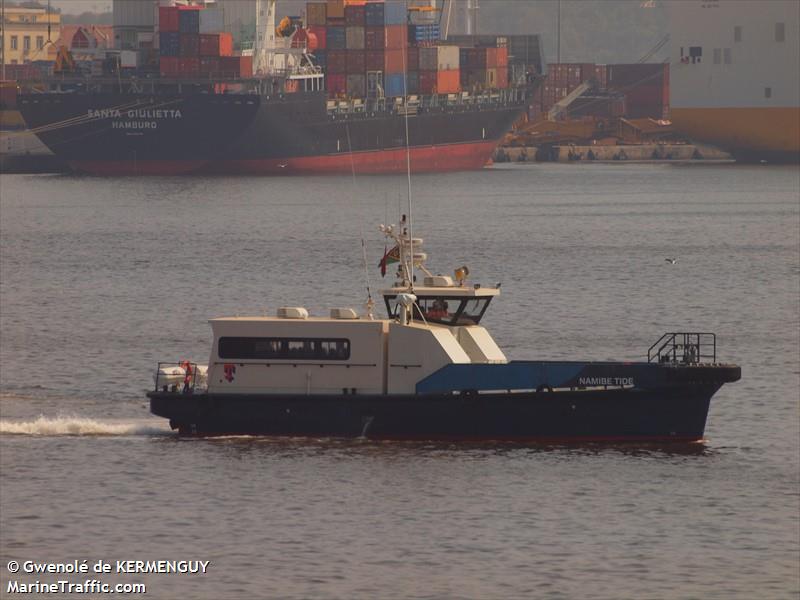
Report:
384,48,406,73
327,0,345,19
436,69,460,94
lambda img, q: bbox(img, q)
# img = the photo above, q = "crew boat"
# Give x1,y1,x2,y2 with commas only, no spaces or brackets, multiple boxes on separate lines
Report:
148,217,740,441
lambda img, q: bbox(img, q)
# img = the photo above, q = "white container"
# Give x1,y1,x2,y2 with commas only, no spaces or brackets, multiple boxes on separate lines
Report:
120,50,139,68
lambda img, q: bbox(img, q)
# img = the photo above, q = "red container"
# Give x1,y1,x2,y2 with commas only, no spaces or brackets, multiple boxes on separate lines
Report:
384,24,407,49
496,47,508,68
486,47,498,68
346,49,365,73
327,49,347,73
159,56,181,77
179,57,200,77
327,73,347,95
199,33,233,57
365,49,384,71
308,26,327,49
436,69,460,94
497,67,508,89
419,70,436,94
220,56,252,78
365,26,385,50
407,46,419,71
384,48,406,73
200,57,220,75
344,4,365,26
180,34,200,57
159,6,179,32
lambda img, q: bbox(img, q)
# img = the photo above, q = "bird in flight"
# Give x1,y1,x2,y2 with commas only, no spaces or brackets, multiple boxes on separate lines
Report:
665,258,677,264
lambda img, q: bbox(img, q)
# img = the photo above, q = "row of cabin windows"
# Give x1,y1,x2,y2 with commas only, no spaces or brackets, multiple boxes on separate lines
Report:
681,22,787,63
6,36,45,50
218,337,351,361
733,23,786,43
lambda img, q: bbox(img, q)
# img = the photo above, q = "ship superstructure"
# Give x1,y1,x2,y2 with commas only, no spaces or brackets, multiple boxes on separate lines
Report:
669,0,799,162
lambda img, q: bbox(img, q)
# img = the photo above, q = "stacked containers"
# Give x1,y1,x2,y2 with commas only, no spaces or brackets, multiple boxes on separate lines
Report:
460,45,508,91
607,63,669,119
383,1,408,97
160,3,250,79
345,3,366,99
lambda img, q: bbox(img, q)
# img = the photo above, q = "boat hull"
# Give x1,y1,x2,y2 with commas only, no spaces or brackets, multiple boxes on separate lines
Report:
149,385,722,441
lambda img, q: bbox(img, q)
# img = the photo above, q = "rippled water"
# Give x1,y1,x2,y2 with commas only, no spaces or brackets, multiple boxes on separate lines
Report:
1,164,798,599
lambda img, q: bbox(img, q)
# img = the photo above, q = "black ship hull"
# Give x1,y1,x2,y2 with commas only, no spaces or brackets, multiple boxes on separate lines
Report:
18,89,525,175
149,382,730,442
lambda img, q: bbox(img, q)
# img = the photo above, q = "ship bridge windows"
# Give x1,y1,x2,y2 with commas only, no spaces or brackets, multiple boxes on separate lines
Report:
218,337,351,361
689,46,702,64
384,295,493,326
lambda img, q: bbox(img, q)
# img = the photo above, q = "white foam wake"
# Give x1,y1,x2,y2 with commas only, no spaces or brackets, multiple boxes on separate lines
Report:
0,415,171,437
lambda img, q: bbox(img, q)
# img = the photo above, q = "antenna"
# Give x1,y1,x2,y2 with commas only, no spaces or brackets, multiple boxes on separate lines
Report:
401,24,413,291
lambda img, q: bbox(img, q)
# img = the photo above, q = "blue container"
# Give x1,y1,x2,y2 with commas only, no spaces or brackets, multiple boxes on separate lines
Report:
384,1,407,26
385,72,407,97
365,2,385,27
159,32,181,57
178,9,200,34
409,24,439,44
327,26,346,50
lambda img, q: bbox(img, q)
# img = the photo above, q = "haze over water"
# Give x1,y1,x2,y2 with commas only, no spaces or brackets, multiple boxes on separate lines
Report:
1,164,798,599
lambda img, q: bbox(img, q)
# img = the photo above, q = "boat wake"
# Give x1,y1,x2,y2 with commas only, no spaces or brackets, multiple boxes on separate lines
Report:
0,415,172,437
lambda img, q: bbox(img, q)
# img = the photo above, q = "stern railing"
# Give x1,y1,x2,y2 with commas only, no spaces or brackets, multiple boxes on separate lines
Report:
648,333,716,365
154,361,200,394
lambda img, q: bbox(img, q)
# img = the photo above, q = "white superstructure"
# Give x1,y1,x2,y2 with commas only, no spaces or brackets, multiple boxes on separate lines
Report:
668,0,799,159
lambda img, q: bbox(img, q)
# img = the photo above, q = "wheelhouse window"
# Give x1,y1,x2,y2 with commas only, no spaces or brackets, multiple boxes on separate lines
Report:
219,337,350,361
383,295,493,326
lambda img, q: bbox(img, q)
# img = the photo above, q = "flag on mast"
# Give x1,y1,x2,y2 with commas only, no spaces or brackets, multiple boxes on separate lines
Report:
379,244,400,277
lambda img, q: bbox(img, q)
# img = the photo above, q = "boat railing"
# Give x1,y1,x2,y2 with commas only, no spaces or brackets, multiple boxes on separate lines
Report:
154,361,201,394
647,333,716,365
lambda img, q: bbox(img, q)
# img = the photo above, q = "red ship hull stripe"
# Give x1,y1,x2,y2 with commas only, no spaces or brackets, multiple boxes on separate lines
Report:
69,141,500,176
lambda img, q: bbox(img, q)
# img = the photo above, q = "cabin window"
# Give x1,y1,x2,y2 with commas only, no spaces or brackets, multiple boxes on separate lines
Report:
689,46,702,63
775,22,785,43
218,337,351,361
384,295,493,326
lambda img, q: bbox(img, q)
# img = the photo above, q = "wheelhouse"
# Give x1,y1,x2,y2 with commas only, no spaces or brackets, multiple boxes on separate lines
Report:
383,294,494,326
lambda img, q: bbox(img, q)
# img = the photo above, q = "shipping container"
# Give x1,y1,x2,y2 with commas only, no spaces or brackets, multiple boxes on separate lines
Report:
200,56,221,75
497,66,508,89
497,47,508,68
383,1,407,25
327,0,345,19
327,73,347,95
419,69,460,94
365,49,385,71
385,72,407,97
159,6,179,32
347,73,366,96
408,24,440,45
313,49,327,67
364,1,384,26
199,33,233,57
406,70,419,94
346,49,366,72
180,34,200,57
327,26,346,49
346,26,365,49
178,6,201,34
120,50,138,68
220,55,252,78
327,49,347,73
407,46,419,71
419,70,436,94
384,48,406,73
384,24,407,49
307,2,327,26
365,26,385,50
199,8,224,34
159,56,181,77
159,32,181,57
607,63,667,88
308,26,327,49
344,4,366,26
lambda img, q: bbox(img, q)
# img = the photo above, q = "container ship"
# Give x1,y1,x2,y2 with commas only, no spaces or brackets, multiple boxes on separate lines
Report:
668,0,799,163
16,0,537,176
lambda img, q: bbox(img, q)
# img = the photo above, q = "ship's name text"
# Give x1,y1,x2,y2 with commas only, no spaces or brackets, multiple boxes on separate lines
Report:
88,109,183,119
577,377,634,386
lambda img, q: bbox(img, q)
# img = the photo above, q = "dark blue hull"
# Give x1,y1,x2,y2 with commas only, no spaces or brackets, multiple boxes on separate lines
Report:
149,383,723,441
